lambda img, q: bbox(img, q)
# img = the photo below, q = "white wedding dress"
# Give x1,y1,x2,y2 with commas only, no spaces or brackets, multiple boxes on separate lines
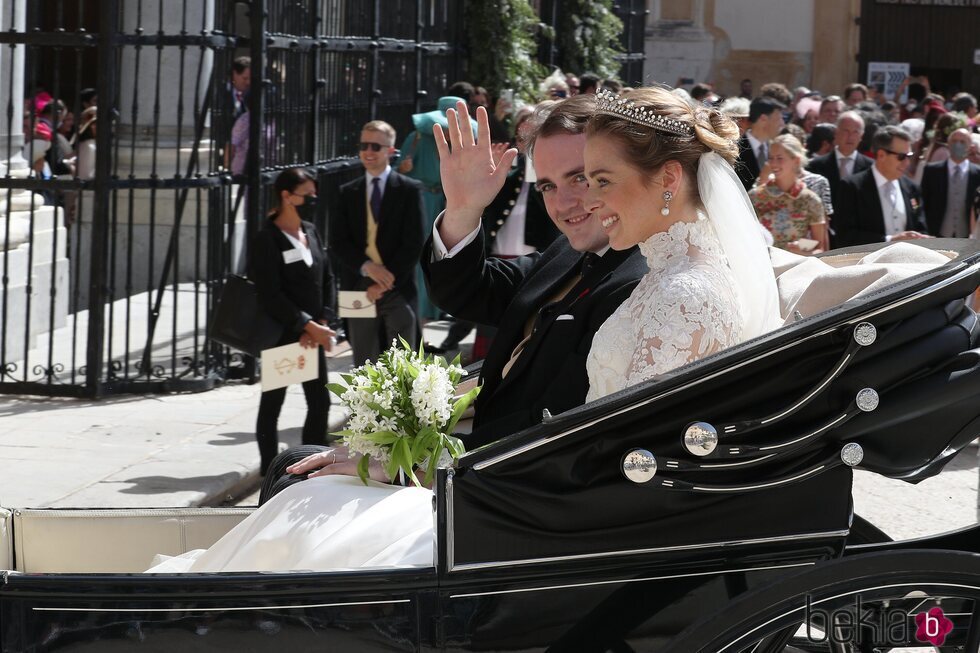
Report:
586,213,742,400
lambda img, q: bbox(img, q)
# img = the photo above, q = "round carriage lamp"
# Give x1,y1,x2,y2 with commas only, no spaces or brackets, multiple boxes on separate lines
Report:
622,449,658,483
683,421,719,456
840,442,864,467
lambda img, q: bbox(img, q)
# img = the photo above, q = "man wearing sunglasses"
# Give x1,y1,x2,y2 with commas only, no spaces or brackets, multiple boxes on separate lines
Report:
835,125,930,246
329,120,425,365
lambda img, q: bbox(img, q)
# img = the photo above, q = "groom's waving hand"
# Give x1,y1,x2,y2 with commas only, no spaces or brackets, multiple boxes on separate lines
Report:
423,97,647,447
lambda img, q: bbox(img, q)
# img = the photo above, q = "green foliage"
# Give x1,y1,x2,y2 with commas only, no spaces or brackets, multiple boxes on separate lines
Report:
464,0,548,103
554,0,624,80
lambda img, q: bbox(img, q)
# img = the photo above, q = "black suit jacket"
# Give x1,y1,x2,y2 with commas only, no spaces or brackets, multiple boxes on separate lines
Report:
806,150,874,212
919,160,980,236
422,231,647,446
834,168,927,246
482,160,559,254
249,219,333,337
735,135,762,191
330,171,425,302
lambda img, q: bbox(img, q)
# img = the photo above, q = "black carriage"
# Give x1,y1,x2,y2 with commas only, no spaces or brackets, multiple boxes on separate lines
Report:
2,240,980,652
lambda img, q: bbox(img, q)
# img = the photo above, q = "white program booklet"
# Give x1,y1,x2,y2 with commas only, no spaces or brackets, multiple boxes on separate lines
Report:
261,342,318,392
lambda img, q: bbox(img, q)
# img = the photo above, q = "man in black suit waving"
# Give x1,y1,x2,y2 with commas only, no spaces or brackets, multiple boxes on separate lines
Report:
835,125,931,246
422,96,647,446
330,120,425,365
920,127,980,238
264,96,645,492
735,96,785,190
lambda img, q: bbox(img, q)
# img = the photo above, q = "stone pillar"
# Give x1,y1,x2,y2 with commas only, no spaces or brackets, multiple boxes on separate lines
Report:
77,0,227,309
811,0,860,98
644,0,715,87
0,0,27,173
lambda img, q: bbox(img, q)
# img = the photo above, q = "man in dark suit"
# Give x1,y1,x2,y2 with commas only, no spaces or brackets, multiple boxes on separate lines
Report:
834,125,931,246
735,96,785,190
807,112,874,211
920,127,980,238
422,96,646,446
329,120,425,365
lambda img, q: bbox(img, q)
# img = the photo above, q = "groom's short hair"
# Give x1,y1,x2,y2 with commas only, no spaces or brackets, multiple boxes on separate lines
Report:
525,94,596,158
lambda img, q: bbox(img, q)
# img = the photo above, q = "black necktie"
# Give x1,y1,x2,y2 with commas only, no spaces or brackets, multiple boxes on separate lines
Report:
581,252,599,276
370,177,383,221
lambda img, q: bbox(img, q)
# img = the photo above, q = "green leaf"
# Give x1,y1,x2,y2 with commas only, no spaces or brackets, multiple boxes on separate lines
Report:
340,373,355,385
393,437,421,487
357,454,371,486
362,430,400,445
327,383,348,398
446,385,481,434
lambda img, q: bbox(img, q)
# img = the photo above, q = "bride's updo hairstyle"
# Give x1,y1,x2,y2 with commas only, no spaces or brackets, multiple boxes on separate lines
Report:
587,87,739,200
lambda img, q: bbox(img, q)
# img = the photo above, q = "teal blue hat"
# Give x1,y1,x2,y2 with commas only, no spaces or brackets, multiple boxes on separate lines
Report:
412,96,478,135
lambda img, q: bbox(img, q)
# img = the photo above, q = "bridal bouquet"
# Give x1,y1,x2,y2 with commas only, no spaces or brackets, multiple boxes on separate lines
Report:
328,339,479,486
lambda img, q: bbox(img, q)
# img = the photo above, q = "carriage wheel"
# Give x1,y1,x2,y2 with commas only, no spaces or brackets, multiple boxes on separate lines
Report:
659,550,980,653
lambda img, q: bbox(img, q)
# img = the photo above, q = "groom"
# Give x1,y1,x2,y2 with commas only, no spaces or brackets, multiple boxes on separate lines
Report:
264,95,646,492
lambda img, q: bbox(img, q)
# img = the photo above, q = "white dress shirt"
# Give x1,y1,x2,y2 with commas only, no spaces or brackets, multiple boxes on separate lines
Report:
871,165,906,239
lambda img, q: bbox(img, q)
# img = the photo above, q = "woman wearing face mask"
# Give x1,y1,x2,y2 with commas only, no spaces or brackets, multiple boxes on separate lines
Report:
249,167,336,475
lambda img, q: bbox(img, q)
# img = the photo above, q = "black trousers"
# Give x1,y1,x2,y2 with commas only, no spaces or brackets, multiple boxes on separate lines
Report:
255,345,329,475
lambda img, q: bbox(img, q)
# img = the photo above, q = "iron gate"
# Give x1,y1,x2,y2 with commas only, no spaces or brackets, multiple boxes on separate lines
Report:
0,0,463,397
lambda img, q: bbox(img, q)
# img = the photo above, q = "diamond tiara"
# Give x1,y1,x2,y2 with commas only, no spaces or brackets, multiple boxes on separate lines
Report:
594,88,695,139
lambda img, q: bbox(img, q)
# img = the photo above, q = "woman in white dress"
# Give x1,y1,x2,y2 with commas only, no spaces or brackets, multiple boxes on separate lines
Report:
147,89,779,573
583,87,781,399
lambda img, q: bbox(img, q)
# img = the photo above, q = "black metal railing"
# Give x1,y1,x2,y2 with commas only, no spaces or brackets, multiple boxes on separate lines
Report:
0,0,462,397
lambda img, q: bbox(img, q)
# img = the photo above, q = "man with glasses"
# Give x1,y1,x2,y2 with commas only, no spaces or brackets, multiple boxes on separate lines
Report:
329,120,425,365
920,128,980,238
835,125,929,246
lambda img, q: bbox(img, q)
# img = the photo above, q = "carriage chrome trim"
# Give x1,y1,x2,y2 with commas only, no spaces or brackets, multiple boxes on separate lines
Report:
32,599,412,613
855,388,879,412
445,468,455,572
469,260,980,472
448,561,815,598
756,412,851,452
622,449,657,482
447,529,849,572
852,322,877,346
684,422,718,456
689,465,827,492
840,442,864,467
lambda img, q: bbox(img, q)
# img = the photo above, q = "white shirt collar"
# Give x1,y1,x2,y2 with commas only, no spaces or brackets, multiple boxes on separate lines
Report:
746,130,765,152
365,165,392,192
834,147,857,163
871,163,897,191
947,157,969,176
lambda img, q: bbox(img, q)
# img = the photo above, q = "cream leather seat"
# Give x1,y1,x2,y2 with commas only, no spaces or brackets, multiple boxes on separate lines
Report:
1,507,251,573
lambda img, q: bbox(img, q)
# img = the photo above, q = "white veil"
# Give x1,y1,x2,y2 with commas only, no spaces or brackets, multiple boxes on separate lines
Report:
697,152,781,339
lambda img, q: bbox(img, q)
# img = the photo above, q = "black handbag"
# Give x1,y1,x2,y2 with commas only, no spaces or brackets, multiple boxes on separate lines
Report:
209,275,284,357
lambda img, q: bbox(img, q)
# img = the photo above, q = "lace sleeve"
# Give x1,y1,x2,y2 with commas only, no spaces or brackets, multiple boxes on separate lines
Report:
625,270,740,388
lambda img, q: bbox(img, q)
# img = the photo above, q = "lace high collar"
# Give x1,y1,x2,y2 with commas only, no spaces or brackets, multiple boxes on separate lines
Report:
637,212,716,271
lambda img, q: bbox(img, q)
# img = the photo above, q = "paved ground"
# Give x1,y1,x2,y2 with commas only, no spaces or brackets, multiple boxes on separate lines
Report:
0,320,976,543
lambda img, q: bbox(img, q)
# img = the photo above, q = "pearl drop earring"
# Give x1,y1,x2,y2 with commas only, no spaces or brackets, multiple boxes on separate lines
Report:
661,190,673,216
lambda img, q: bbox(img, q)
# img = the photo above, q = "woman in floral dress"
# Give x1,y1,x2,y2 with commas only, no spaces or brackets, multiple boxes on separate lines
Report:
749,134,829,254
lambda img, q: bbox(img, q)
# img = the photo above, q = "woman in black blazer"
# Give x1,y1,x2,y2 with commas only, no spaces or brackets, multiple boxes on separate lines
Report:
249,168,336,474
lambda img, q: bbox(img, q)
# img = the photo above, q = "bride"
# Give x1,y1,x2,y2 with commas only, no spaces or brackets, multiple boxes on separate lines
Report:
147,88,779,573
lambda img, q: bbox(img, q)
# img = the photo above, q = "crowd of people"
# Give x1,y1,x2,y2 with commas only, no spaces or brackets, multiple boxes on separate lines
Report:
706,77,980,252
